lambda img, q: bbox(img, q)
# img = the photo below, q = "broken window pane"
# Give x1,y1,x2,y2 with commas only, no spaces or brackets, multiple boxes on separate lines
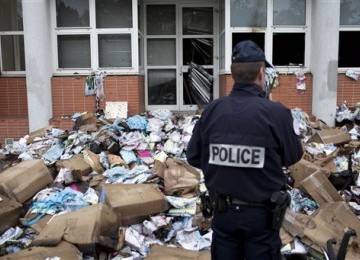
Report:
147,5,176,35
273,33,305,66
56,0,89,27
183,38,213,66
0,0,22,31
230,0,267,27
58,35,90,68
147,39,176,66
183,7,213,35
1,35,25,71
148,70,176,105
99,34,131,67
340,0,360,25
339,31,360,67
183,63,213,106
273,0,306,26
96,0,132,28
232,33,265,51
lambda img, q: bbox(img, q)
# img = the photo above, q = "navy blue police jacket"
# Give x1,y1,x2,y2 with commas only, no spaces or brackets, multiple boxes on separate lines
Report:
186,82,303,202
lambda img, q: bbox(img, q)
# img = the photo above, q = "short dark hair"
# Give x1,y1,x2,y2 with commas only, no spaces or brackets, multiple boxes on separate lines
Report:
231,61,264,83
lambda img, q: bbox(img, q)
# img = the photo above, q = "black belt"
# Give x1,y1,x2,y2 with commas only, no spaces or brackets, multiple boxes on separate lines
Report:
225,196,271,207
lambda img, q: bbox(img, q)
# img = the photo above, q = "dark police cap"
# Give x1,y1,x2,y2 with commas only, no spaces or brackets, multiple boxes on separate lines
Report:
232,40,272,67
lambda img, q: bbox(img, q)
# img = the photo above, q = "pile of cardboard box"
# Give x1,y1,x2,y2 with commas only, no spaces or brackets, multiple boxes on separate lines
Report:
0,109,360,259
283,125,360,258
0,111,211,259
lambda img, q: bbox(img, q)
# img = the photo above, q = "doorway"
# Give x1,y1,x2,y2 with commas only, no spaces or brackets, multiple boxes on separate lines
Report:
144,1,218,111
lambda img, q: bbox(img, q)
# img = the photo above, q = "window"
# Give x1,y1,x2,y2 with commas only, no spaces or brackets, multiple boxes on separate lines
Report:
273,0,305,26
58,35,91,68
232,33,265,51
273,33,305,66
230,0,267,27
147,39,176,66
0,0,25,74
229,0,308,72
145,4,177,105
339,0,360,68
146,5,175,35
54,0,136,73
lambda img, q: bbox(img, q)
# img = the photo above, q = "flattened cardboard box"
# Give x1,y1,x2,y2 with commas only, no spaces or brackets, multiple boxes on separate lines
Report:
288,159,326,188
283,209,334,252
100,183,169,226
0,195,23,235
306,128,351,145
283,203,360,252
313,202,360,245
300,169,343,206
32,203,120,254
0,241,82,260
145,244,211,260
283,210,338,250
299,202,360,249
0,160,53,203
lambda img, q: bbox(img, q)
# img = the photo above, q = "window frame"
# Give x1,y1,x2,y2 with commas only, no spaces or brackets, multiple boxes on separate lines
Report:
0,0,26,76
51,0,139,76
223,0,311,75
338,0,360,72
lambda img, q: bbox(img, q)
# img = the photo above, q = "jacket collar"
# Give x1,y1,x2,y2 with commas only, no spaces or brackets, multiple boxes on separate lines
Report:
230,82,267,98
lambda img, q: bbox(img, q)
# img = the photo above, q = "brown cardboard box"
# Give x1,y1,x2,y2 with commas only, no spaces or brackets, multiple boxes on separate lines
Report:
73,112,98,132
313,152,339,173
288,159,327,188
32,203,120,254
306,128,351,145
55,154,92,176
0,241,82,259
299,202,360,250
283,210,338,251
300,170,343,206
283,210,315,239
0,195,23,235
20,211,53,234
83,149,104,174
145,244,211,260
100,183,169,226
25,125,53,144
0,160,53,203
283,204,360,252
312,202,360,245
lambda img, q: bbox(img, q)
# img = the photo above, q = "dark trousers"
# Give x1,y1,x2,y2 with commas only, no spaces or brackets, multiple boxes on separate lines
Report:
211,205,281,260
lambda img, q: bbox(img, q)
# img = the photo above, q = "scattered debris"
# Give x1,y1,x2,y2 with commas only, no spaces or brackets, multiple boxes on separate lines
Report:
1,107,360,259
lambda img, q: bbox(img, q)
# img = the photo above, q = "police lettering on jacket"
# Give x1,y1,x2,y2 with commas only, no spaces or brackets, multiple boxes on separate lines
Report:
209,144,265,168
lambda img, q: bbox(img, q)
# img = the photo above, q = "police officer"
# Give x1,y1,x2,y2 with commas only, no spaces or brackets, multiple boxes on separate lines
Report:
186,40,303,259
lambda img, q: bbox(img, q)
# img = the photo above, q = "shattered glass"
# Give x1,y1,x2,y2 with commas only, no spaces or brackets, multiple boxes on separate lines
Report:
183,38,213,66
183,62,213,106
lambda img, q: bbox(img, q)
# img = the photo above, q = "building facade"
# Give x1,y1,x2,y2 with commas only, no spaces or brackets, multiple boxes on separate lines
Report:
0,0,359,144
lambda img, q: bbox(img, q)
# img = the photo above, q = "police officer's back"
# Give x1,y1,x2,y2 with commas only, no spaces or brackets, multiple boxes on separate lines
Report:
186,40,303,260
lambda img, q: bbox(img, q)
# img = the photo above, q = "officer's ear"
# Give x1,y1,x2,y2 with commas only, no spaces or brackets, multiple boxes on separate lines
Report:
257,66,266,85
